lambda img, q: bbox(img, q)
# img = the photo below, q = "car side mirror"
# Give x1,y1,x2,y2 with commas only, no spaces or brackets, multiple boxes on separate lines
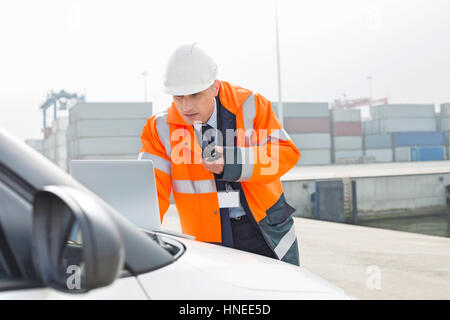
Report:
32,185,125,293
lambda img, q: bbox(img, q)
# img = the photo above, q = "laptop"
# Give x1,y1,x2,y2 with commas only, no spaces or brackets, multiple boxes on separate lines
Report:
70,160,161,231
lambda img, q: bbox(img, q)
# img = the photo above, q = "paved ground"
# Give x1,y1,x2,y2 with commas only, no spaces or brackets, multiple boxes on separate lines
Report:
162,205,450,300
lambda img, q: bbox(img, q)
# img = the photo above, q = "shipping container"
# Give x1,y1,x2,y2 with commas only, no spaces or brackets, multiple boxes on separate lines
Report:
439,103,450,117
440,117,448,131
284,117,330,133
296,149,331,165
393,132,444,147
365,148,393,162
46,132,66,148
364,134,392,149
66,118,147,140
71,154,139,161
410,146,445,161
332,122,362,136
272,102,329,118
394,147,411,162
334,136,362,150
68,137,141,157
289,133,331,149
55,131,67,147
368,118,436,134
332,109,361,122
445,132,450,145
438,117,450,131
69,102,153,122
362,121,371,135
51,117,69,133
334,150,363,159
66,103,152,164
364,120,376,135
370,104,435,119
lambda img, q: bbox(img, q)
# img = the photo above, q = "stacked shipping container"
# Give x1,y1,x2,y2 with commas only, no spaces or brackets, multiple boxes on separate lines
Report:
439,103,450,160
366,104,437,134
331,109,363,163
393,132,445,161
273,102,331,165
364,134,393,162
67,102,152,168
363,104,443,162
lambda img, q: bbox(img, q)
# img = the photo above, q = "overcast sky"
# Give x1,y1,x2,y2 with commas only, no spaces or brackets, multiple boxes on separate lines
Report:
1,0,449,141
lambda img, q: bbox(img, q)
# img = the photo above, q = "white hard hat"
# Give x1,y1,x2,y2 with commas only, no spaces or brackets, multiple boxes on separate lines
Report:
163,43,218,96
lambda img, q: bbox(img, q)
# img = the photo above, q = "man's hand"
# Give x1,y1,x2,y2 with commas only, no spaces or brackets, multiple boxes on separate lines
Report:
202,146,224,174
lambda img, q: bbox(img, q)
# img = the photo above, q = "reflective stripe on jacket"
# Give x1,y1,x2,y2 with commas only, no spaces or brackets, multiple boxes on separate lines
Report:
139,81,301,265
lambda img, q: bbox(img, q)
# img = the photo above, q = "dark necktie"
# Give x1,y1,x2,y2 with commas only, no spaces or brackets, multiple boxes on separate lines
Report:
201,123,216,160
203,123,233,248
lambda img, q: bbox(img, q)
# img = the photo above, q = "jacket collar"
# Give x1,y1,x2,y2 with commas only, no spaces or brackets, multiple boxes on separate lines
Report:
166,80,252,126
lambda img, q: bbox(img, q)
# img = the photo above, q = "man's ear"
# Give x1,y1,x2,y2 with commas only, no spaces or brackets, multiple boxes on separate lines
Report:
213,80,220,96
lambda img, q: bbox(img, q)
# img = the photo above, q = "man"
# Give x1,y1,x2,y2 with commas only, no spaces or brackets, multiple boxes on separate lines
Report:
139,43,301,265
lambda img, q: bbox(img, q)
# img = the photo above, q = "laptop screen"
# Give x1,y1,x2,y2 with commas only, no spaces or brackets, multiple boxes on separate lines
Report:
70,160,161,231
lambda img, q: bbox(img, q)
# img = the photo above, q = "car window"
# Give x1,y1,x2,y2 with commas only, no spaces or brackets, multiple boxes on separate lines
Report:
0,253,6,279
0,175,36,283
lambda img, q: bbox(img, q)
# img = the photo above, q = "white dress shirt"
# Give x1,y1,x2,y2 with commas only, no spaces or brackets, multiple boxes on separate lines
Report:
193,99,245,219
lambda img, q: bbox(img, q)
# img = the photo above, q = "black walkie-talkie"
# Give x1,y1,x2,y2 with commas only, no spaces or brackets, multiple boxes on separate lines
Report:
203,144,222,162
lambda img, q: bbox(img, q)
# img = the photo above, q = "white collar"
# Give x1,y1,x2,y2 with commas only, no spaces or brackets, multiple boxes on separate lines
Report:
194,98,217,133
205,98,217,129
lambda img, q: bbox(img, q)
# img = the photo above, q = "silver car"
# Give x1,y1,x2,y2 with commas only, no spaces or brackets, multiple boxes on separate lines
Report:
0,128,351,299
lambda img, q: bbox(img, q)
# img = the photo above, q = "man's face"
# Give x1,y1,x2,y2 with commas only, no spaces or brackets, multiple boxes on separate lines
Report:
173,80,220,125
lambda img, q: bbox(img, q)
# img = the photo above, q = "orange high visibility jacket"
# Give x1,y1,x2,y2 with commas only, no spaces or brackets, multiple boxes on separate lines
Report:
139,81,301,265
